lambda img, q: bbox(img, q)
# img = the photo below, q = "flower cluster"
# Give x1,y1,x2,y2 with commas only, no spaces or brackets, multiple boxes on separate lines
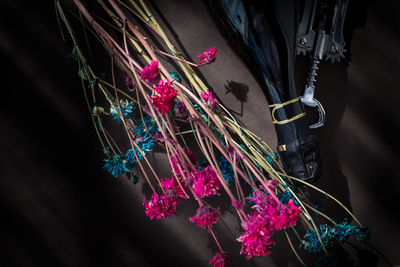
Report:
237,188,301,258
141,60,161,84
151,80,177,114
192,166,222,198
209,251,229,267
189,205,221,229
110,99,135,123
103,154,132,178
143,192,179,220
201,90,219,110
302,221,370,253
160,177,188,199
198,47,218,64
125,115,159,165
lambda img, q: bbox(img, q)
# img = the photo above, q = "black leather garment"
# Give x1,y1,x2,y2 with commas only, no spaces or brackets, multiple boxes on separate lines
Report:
205,0,321,183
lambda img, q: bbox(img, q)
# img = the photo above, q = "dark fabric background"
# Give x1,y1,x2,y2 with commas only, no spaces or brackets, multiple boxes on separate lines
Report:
1,0,399,266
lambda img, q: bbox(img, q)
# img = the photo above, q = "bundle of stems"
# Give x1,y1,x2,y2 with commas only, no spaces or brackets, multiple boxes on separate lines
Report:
55,0,368,265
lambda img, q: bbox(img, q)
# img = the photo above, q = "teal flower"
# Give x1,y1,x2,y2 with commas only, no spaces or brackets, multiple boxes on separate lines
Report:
218,157,234,184
302,220,369,253
110,100,135,123
169,71,182,83
103,155,132,178
126,115,159,165
277,185,299,206
266,151,278,164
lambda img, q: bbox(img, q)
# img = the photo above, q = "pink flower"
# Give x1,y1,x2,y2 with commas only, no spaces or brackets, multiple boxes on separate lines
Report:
237,188,302,258
143,192,179,219
276,199,302,229
141,61,161,83
200,90,220,110
160,177,188,199
209,251,229,267
151,80,177,114
198,47,218,64
192,166,222,198
237,210,276,258
189,205,221,229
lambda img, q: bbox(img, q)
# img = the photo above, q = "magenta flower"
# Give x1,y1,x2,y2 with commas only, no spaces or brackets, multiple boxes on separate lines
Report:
276,199,302,229
237,210,276,258
160,177,188,199
201,90,220,110
151,80,177,114
189,205,221,229
192,166,222,198
198,47,218,64
209,251,229,267
237,188,302,258
141,60,161,83
143,192,179,219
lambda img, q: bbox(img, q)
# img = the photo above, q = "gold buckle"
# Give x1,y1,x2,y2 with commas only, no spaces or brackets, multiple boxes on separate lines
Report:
268,97,306,125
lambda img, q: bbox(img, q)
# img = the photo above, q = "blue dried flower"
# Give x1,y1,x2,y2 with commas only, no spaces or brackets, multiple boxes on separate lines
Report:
217,157,234,184
126,115,159,165
103,155,132,178
266,151,278,164
302,221,370,253
134,115,158,137
169,72,182,83
110,100,135,123
303,224,336,253
335,220,357,242
126,147,143,165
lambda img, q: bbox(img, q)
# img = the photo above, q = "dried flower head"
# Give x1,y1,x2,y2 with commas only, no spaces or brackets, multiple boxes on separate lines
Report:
209,251,229,267
192,166,222,198
143,192,179,220
200,90,219,110
189,205,221,229
198,47,218,64
151,80,177,114
141,60,161,83
160,177,188,199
